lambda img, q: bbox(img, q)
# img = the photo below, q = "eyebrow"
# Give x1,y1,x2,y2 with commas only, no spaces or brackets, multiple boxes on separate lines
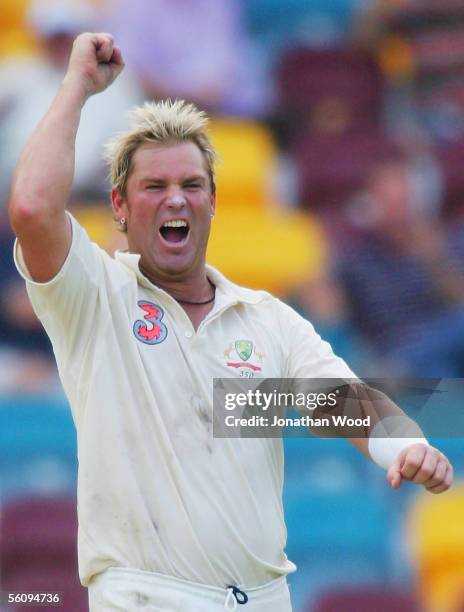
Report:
140,175,207,185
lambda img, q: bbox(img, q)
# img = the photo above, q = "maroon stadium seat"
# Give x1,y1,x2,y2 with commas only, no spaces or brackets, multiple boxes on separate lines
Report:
437,139,464,217
294,128,398,210
311,586,423,612
0,496,88,612
277,47,384,134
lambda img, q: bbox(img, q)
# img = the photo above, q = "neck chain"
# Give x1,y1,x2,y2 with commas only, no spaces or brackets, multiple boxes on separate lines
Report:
174,279,216,306
139,262,216,306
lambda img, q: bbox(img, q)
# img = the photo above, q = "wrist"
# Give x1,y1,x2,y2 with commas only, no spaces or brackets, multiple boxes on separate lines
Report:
60,74,91,108
368,416,430,469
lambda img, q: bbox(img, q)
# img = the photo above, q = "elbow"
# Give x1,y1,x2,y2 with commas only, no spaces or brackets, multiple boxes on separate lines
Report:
8,196,46,235
9,171,52,222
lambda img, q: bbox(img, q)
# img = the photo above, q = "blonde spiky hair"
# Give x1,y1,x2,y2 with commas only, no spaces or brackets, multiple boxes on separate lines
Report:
103,99,217,199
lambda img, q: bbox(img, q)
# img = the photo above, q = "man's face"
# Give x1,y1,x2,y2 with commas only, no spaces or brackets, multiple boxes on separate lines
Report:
368,163,412,231
115,141,215,281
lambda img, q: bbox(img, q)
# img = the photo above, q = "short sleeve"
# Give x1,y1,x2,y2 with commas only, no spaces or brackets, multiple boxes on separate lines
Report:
13,213,106,367
278,301,357,380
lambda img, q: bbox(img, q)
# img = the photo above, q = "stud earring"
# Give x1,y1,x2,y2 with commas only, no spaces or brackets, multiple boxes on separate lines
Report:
120,217,126,227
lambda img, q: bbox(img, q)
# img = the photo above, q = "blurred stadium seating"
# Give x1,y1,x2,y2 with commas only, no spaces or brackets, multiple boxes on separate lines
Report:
0,395,82,609
437,139,464,217
2,2,464,611
293,128,397,210
0,496,87,611
242,0,361,61
407,483,464,612
276,47,384,134
206,118,327,292
311,586,422,612
274,46,400,211
284,436,395,611
0,0,38,58
0,394,76,501
209,119,278,210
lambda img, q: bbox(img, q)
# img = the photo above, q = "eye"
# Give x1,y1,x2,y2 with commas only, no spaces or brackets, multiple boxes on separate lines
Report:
146,184,164,191
184,182,202,190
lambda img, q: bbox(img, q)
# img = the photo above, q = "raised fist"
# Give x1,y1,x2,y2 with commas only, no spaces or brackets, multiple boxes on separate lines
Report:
65,32,124,98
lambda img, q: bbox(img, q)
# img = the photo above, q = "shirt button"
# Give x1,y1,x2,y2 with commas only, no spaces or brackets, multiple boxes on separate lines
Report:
185,331,193,339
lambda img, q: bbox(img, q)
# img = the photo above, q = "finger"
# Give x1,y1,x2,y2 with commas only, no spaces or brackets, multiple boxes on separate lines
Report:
410,450,438,485
427,463,453,494
399,445,428,480
95,34,114,63
388,469,402,489
387,458,402,489
424,458,448,489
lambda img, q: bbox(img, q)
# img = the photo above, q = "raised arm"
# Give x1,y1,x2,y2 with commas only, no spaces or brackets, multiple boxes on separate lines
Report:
8,33,124,283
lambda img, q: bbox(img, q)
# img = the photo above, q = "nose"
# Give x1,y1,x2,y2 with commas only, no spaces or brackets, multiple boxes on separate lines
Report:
166,193,187,208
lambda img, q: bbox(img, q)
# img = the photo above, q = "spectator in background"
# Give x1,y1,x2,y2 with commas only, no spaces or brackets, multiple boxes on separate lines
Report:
101,0,269,118
0,0,143,205
338,156,464,377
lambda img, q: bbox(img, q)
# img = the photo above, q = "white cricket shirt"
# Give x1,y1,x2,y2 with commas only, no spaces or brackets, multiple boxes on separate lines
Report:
14,214,355,588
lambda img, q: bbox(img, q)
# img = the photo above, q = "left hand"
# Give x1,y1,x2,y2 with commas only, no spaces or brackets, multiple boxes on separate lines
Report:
387,443,453,494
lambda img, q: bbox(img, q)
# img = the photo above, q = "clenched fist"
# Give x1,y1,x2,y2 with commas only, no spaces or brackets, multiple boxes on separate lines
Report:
64,32,124,98
387,443,453,494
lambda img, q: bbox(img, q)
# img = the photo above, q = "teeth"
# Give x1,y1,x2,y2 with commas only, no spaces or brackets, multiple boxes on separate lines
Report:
162,220,188,228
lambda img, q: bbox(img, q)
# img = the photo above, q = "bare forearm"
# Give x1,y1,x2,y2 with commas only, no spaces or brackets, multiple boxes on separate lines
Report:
10,77,88,223
310,382,451,492
312,382,406,439
8,33,124,283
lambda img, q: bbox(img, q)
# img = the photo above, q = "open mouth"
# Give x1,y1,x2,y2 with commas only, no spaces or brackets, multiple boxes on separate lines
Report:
159,219,190,244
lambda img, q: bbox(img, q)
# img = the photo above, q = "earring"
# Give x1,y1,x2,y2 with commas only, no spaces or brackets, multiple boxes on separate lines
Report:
210,213,215,218
120,217,126,227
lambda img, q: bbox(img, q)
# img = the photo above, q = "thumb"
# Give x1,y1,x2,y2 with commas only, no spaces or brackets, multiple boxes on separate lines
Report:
387,456,403,489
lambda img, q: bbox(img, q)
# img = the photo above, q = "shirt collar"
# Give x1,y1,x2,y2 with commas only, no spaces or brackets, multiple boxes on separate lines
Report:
115,250,267,306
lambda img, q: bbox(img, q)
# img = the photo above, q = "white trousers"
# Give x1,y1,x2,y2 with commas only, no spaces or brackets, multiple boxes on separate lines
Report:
88,567,292,612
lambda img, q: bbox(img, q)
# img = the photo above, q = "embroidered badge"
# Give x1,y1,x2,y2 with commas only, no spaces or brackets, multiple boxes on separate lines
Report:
224,340,264,374
133,301,168,345
235,340,253,361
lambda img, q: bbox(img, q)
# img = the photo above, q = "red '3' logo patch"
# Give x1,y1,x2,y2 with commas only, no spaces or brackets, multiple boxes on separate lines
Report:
133,301,168,345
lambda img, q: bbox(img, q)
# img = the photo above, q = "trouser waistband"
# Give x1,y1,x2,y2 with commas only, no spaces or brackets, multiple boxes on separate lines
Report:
89,567,291,611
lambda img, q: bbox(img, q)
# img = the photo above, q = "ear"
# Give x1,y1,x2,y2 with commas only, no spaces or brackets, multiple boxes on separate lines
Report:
111,188,128,221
